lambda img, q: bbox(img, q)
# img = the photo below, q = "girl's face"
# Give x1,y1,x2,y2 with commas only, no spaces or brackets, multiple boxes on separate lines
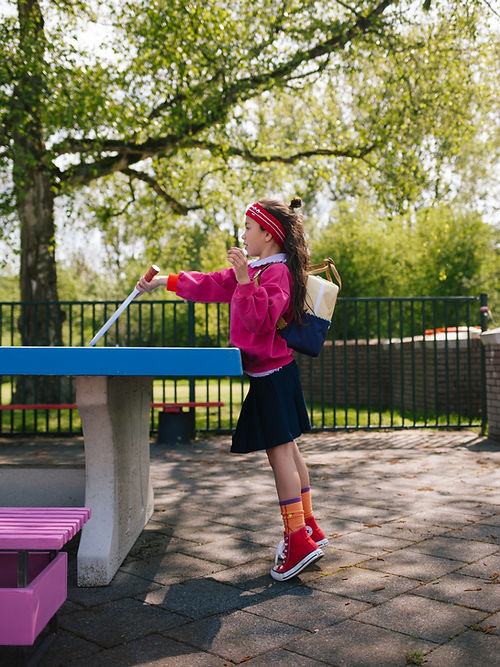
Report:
242,216,268,257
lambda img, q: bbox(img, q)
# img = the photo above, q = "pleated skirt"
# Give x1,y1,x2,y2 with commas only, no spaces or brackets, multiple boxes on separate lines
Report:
231,360,311,454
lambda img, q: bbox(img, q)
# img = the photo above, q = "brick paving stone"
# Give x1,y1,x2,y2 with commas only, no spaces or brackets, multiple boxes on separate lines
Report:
37,630,102,666
413,573,500,612
321,517,369,537
164,609,304,664
246,587,371,631
478,610,500,635
446,522,500,546
120,551,228,585
326,504,404,524
361,520,447,542
243,648,326,666
149,517,247,545
137,577,265,619
362,548,463,581
424,629,500,666
286,618,435,667
123,531,202,563
353,594,486,643
174,536,269,567
197,508,282,533
476,513,500,527
237,525,285,549
67,634,226,667
456,552,500,580
151,507,227,529
329,531,413,557
309,566,420,603
413,508,487,529
67,570,162,608
406,535,499,562
211,558,296,595
308,548,371,575
60,598,187,648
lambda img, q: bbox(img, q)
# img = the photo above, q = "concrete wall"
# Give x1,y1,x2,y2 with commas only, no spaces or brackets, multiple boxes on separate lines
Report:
481,328,500,443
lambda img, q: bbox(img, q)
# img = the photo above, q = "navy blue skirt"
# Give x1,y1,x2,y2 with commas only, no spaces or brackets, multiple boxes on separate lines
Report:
231,360,311,454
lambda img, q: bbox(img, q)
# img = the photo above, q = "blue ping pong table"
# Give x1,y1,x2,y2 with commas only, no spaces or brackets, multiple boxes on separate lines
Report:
0,347,242,586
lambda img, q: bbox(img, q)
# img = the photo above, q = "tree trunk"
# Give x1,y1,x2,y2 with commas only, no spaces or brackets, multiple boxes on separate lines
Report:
12,0,67,402
16,171,61,347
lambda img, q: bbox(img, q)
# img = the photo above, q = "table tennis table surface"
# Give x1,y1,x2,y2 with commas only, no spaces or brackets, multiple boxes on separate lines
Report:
0,347,242,377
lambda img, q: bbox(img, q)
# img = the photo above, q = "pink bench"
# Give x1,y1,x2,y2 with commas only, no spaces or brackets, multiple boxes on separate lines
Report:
0,507,91,646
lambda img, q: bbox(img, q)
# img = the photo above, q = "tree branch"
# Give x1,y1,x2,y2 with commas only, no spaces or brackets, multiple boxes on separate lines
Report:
52,135,178,158
149,0,395,119
55,0,394,188
121,168,201,215
183,139,379,163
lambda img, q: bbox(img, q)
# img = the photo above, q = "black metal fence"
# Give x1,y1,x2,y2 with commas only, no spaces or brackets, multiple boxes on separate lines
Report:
0,294,488,436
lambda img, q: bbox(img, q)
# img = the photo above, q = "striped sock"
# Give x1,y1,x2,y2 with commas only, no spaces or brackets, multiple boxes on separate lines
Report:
279,497,305,534
301,486,313,519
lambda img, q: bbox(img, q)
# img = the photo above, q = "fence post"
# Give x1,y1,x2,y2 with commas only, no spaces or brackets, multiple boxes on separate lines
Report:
480,293,488,434
188,301,196,405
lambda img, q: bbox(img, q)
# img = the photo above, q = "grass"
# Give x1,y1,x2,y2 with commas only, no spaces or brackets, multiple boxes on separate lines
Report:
405,650,426,665
0,377,481,436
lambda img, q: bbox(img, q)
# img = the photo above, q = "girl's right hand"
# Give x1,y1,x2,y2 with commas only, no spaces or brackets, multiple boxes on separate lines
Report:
135,275,166,293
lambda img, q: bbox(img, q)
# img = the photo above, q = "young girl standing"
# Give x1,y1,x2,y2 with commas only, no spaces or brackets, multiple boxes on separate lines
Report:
136,197,328,581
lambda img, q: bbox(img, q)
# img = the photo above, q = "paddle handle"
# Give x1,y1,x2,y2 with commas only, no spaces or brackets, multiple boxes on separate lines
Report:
144,265,160,282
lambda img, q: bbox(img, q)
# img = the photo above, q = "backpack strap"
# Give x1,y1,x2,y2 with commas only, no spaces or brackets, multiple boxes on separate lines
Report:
253,264,289,330
253,265,271,287
308,258,342,291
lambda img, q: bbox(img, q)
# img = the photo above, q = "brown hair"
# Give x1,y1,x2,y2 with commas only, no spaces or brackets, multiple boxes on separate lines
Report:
258,197,309,324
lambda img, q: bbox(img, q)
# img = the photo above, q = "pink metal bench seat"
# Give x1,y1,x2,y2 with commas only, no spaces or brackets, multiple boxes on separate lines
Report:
0,508,91,550
0,507,91,646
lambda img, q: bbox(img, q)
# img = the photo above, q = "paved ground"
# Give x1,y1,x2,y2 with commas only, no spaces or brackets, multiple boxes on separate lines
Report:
1,429,500,666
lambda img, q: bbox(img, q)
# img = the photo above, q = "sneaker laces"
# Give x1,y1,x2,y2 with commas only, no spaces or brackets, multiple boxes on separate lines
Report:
274,536,288,566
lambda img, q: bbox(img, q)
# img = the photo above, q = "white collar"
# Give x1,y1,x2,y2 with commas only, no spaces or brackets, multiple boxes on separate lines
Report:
249,253,287,268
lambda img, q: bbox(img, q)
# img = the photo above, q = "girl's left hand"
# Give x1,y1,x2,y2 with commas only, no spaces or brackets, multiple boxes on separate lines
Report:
227,247,250,284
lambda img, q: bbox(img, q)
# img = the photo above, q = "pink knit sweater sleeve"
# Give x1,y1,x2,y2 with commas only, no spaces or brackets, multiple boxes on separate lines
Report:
174,268,237,303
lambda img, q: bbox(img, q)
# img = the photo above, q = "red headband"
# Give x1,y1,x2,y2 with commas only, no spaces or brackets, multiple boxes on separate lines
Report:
245,202,286,247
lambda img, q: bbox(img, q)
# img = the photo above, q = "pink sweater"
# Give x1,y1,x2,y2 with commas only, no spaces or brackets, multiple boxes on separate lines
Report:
168,263,294,373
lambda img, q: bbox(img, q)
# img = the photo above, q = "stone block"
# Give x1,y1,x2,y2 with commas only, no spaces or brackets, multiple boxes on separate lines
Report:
286,618,435,666
353,594,485,643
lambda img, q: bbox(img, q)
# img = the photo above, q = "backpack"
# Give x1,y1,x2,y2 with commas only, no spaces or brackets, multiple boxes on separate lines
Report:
256,258,342,357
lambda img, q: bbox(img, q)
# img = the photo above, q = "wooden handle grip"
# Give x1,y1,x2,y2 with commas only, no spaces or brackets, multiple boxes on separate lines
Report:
144,265,160,282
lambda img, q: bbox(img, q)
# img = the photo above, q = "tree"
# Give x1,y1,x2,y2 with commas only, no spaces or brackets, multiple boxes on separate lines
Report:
310,200,499,297
0,0,496,348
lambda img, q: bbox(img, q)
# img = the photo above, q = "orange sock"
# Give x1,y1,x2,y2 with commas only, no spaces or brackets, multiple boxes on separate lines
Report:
280,497,305,534
301,486,313,519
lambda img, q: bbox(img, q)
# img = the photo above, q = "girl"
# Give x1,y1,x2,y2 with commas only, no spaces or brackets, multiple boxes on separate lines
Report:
136,197,328,581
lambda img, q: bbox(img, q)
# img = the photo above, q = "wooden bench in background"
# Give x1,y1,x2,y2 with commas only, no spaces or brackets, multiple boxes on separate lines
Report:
0,401,225,445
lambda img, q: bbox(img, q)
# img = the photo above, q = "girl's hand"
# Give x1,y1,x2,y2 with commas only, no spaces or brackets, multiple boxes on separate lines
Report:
227,247,250,284
135,275,166,293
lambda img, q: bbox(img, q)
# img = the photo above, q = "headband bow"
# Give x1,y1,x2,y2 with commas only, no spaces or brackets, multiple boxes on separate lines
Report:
245,202,286,247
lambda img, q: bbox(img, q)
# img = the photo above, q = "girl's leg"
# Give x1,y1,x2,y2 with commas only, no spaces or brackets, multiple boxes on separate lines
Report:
292,443,310,489
266,441,301,501
292,443,328,548
267,441,323,582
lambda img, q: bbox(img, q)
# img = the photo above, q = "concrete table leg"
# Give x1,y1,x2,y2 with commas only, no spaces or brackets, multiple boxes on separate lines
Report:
75,376,154,586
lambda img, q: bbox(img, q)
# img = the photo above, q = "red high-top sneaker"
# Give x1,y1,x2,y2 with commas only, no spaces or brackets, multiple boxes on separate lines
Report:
271,526,323,581
305,515,328,547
